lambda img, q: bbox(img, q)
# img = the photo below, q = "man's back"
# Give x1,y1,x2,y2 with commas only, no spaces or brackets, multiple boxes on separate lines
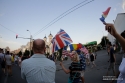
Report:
21,54,56,83
5,54,11,65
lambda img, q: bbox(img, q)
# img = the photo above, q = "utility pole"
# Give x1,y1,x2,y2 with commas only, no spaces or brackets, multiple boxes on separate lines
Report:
16,30,33,56
30,35,33,56
27,30,32,56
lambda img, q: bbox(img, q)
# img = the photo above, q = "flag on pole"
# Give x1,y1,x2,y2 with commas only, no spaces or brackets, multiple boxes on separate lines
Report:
100,7,111,23
52,29,73,52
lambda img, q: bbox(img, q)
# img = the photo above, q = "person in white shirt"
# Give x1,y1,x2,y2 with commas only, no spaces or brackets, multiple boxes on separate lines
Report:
18,55,22,68
21,39,56,83
14,55,18,66
5,51,12,76
85,53,90,66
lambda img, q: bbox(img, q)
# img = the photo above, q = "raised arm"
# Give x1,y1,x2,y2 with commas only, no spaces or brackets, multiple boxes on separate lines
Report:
104,23,125,52
60,62,70,74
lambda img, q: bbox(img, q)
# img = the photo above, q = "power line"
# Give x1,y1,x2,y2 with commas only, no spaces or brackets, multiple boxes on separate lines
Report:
33,0,89,37
0,24,25,37
33,0,94,37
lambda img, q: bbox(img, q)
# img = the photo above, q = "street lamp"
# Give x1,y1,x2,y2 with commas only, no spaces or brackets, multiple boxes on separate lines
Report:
27,30,32,56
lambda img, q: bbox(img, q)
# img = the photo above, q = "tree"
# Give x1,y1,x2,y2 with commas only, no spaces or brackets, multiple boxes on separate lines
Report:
30,50,34,56
24,49,30,56
100,36,109,47
18,51,22,56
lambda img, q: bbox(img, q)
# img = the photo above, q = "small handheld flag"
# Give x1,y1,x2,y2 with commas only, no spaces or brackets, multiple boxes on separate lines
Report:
100,7,111,23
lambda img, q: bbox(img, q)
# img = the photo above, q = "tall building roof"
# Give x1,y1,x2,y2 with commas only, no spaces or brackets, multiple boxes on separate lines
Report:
44,35,47,38
48,32,53,37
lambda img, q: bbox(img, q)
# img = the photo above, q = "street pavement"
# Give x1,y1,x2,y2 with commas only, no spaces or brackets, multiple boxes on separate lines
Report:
0,50,123,83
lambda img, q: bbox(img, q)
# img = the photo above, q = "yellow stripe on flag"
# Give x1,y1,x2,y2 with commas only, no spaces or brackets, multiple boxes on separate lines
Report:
73,44,78,50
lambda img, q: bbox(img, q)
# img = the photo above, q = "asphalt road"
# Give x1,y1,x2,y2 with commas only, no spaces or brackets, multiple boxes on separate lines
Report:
0,50,123,83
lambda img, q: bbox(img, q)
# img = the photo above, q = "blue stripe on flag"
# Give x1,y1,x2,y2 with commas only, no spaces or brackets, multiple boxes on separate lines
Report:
100,15,105,23
64,40,71,45
55,45,59,52
63,46,67,50
69,44,74,51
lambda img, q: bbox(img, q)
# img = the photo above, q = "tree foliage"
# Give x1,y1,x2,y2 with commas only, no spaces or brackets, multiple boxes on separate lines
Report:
18,51,22,56
31,50,34,56
24,49,30,56
100,36,109,47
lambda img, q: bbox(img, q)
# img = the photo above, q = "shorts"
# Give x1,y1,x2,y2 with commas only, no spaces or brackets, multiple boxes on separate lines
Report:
108,62,115,71
80,70,85,77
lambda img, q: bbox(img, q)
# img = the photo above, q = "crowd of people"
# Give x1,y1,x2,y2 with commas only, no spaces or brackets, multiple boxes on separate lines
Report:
0,23,125,83
0,50,29,76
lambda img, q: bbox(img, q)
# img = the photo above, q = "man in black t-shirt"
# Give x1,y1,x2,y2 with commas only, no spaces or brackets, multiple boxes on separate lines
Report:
106,42,116,76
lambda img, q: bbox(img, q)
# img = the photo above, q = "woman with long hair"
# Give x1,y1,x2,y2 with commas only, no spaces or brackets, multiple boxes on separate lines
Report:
60,51,83,83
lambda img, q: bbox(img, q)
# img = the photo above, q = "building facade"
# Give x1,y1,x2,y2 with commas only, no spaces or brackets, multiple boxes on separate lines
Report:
43,33,53,55
108,13,125,44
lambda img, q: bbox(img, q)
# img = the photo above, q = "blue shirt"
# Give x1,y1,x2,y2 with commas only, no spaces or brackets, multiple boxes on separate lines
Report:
21,54,56,83
79,54,86,70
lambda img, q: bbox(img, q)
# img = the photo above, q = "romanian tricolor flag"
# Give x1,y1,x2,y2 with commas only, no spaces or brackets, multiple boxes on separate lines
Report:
100,7,111,23
69,43,83,51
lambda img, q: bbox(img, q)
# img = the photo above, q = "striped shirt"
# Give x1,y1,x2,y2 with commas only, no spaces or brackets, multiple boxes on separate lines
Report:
69,62,82,83
21,54,56,83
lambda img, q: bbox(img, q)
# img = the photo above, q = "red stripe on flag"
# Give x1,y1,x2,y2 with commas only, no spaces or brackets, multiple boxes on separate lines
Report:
55,34,65,48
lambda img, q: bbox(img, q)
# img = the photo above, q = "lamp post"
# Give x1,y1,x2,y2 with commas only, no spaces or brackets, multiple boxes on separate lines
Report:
27,30,32,56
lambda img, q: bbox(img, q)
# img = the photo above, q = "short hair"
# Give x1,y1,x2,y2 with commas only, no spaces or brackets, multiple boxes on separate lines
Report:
33,40,45,53
6,51,9,55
